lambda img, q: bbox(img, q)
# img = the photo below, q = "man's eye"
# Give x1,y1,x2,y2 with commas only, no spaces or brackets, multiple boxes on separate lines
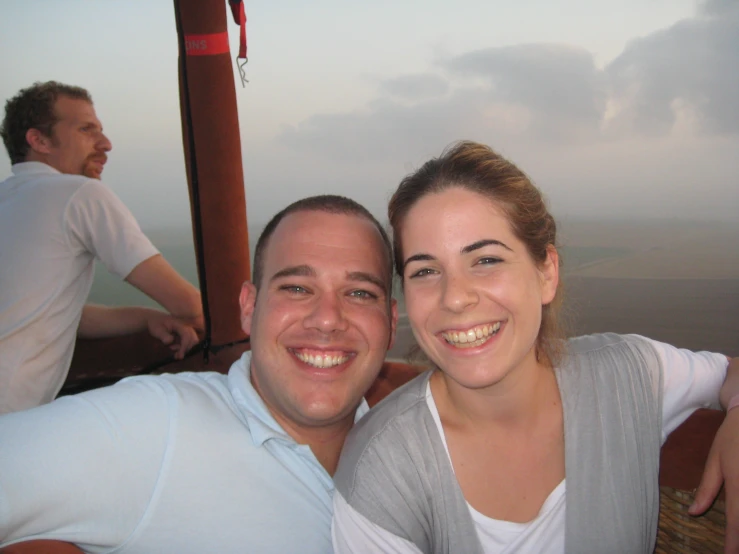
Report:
348,290,378,300
408,268,435,279
280,285,308,294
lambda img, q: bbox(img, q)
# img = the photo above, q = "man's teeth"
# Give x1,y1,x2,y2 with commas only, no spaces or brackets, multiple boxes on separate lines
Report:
442,322,501,348
294,351,349,368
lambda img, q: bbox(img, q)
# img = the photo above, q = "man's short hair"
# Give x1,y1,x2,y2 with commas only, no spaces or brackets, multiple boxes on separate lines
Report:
1,81,92,164
252,195,394,294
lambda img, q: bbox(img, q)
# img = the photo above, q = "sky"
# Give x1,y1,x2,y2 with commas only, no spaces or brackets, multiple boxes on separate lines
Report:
1,0,737,230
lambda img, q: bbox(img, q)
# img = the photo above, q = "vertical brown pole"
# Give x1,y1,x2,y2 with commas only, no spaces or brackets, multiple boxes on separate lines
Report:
174,0,250,350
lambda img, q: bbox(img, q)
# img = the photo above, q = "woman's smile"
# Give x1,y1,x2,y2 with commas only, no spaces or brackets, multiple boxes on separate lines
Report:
440,321,502,348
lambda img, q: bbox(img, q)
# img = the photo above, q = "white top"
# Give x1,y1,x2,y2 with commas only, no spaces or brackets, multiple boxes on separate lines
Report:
0,162,158,413
0,352,370,553
332,336,728,553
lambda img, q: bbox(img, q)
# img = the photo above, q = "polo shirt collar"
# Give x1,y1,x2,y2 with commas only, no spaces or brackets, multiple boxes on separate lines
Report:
12,161,61,176
228,351,369,447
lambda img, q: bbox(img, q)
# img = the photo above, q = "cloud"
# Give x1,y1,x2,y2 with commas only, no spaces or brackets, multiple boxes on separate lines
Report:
445,44,607,137
279,87,495,164
276,0,739,174
251,1,739,223
606,2,739,134
700,0,736,16
378,73,449,101
278,44,608,161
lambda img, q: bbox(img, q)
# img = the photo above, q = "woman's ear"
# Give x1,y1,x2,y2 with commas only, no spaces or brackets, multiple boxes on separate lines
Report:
539,245,559,306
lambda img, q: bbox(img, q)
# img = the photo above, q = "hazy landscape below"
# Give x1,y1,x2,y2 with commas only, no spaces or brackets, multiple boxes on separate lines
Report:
558,219,739,280
88,219,739,358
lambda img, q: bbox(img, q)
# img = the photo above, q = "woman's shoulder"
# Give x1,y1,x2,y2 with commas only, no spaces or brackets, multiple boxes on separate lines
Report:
567,332,656,354
335,370,457,536
565,333,663,373
560,333,664,406
336,372,438,491
349,370,432,449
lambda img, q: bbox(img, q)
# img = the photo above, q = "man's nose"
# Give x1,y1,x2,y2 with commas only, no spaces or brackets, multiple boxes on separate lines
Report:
303,293,349,334
97,132,112,152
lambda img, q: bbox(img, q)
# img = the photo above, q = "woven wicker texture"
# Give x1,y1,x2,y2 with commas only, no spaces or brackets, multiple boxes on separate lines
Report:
655,486,726,553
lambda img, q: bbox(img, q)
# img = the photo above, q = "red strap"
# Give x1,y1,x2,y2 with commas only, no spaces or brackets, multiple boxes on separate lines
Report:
228,0,241,24
184,33,230,56
238,2,247,60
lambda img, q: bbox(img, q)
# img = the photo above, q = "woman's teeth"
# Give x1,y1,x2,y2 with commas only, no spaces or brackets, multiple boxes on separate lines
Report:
442,322,501,348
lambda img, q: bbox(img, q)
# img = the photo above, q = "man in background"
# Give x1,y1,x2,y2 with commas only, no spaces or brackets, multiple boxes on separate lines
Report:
0,81,203,413
0,195,397,553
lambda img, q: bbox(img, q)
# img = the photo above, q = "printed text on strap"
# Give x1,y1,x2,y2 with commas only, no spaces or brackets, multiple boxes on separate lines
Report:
185,33,230,56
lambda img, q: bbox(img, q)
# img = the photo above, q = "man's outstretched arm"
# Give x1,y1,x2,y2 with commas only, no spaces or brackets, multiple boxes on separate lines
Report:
0,380,170,551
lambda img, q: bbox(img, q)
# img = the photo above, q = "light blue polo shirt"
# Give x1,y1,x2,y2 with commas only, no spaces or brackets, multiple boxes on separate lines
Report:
0,352,368,553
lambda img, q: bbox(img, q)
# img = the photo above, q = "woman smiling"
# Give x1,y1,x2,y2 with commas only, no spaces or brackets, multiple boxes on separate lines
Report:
332,141,738,553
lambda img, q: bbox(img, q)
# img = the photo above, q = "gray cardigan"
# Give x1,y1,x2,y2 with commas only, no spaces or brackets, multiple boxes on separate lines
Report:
335,333,664,554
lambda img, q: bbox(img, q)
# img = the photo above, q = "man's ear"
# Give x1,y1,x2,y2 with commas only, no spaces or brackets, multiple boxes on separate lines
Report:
540,245,560,306
387,298,399,350
239,281,257,335
25,128,53,155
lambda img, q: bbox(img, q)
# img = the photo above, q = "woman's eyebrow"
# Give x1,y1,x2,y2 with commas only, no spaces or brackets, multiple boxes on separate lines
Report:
402,253,434,272
461,239,512,254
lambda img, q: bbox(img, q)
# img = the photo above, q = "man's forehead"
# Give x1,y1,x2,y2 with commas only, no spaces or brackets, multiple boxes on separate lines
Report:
264,210,387,279
269,264,386,291
273,210,380,244
54,96,97,121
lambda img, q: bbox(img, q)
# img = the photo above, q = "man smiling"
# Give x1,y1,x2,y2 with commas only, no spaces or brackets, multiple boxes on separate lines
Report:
0,195,397,553
243,201,397,474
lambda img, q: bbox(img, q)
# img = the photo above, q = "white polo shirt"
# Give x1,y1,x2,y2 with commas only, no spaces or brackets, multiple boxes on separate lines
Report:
0,162,158,413
0,352,368,553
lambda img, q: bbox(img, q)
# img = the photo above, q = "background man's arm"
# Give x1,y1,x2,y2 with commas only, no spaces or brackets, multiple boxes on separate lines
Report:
78,304,177,337
78,254,204,359
78,304,199,360
125,254,204,328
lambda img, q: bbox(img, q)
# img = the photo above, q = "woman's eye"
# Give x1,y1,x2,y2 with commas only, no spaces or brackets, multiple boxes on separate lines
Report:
408,268,436,279
477,257,502,266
